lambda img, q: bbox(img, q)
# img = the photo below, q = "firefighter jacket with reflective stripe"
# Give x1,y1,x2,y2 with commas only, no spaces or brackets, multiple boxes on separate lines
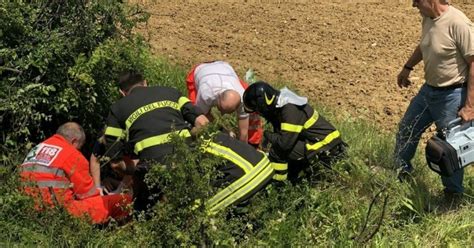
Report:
20,134,100,206
264,103,342,163
104,86,201,161
202,132,273,213
186,63,263,146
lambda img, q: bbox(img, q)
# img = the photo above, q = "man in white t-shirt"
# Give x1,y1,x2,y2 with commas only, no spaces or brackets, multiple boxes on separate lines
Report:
395,0,474,199
186,61,263,146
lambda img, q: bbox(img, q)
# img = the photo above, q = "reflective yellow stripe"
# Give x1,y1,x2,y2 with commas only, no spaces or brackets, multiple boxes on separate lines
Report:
207,156,270,209
303,111,319,129
105,126,125,138
306,130,341,151
273,174,287,181
204,142,253,174
125,100,180,129
22,180,71,189
271,162,288,171
281,123,303,133
178,96,191,110
281,111,319,133
20,164,66,177
134,129,191,154
208,157,273,213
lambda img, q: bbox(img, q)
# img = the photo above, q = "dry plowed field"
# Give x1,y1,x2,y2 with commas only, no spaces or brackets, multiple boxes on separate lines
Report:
137,0,474,130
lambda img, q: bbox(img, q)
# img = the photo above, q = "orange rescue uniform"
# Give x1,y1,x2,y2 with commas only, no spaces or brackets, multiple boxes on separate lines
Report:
20,134,131,224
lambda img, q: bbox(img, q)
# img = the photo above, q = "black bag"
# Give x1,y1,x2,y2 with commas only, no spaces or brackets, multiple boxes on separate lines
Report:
425,136,459,177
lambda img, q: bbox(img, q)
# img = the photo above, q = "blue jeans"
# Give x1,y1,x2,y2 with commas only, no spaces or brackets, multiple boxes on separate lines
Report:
394,84,466,193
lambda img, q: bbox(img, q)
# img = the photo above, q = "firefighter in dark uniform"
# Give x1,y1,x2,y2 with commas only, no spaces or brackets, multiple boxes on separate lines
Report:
243,81,346,182
201,131,274,213
103,70,209,211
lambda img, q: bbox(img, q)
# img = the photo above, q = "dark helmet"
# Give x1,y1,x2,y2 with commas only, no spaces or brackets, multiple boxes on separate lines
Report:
243,81,280,115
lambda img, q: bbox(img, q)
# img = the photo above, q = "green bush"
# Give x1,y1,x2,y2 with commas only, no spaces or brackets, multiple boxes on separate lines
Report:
0,1,149,159
1,2,472,246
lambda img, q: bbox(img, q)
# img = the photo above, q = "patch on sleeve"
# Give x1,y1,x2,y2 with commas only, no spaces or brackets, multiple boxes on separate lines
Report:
23,143,63,166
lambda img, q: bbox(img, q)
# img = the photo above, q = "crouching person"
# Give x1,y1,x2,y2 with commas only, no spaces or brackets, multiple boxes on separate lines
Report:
19,122,132,224
243,82,347,182
201,132,274,214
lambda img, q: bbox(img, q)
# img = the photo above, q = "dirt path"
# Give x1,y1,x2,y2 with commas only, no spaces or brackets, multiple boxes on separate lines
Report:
137,0,474,131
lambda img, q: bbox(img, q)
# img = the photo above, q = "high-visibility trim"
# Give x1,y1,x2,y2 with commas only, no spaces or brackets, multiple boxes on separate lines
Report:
273,174,287,181
23,180,71,189
271,162,288,171
207,156,269,208
281,123,303,133
125,100,180,129
105,126,125,138
306,130,341,151
303,111,319,129
178,96,191,110
75,186,99,200
204,142,253,174
208,157,273,213
280,111,319,133
134,129,191,154
20,164,66,177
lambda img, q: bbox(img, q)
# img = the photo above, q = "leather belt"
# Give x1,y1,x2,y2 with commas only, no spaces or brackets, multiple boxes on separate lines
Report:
427,82,467,91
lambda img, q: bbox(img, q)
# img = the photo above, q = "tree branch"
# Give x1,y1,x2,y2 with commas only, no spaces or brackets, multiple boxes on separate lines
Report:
0,66,22,74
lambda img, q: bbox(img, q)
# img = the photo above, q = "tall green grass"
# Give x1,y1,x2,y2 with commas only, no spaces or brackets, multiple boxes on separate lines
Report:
1,60,472,247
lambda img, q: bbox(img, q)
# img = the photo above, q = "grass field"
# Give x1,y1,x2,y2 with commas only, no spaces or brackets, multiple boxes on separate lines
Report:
1,58,472,247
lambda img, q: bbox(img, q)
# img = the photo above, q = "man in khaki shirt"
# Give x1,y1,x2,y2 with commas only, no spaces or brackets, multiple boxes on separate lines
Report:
395,0,474,197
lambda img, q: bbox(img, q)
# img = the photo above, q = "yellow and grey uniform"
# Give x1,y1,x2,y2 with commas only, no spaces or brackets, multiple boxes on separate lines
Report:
264,103,344,180
203,132,274,213
104,86,200,165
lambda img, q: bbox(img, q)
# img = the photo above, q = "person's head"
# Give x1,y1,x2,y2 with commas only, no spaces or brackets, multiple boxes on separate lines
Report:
216,90,242,114
56,122,86,150
412,0,449,18
242,81,280,117
118,70,147,96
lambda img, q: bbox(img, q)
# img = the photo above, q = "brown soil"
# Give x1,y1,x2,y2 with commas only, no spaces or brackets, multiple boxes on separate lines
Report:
137,0,474,131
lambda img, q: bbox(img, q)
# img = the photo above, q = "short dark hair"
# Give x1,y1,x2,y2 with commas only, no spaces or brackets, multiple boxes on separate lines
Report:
119,70,145,92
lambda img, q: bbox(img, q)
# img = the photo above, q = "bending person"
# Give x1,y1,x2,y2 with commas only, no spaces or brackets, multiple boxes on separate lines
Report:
243,82,346,182
186,61,263,147
19,122,131,224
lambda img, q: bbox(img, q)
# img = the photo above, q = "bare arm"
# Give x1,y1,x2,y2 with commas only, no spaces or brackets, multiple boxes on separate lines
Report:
237,114,249,142
458,56,474,121
191,114,210,136
89,154,101,188
110,157,138,175
397,45,423,88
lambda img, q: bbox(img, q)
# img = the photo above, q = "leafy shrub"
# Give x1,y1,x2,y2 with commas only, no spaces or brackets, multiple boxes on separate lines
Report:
0,1,149,160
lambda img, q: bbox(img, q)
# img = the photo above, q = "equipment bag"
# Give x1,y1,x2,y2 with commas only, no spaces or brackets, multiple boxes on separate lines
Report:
425,136,459,177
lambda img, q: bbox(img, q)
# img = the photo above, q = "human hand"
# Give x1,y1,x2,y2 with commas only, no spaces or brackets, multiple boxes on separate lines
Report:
397,68,412,88
228,131,237,138
97,187,104,196
458,106,474,122
111,160,126,173
194,115,209,129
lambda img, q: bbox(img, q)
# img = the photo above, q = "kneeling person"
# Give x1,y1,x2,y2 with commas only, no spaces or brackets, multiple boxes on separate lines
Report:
201,132,274,213
20,122,131,224
243,82,346,182
186,61,263,147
